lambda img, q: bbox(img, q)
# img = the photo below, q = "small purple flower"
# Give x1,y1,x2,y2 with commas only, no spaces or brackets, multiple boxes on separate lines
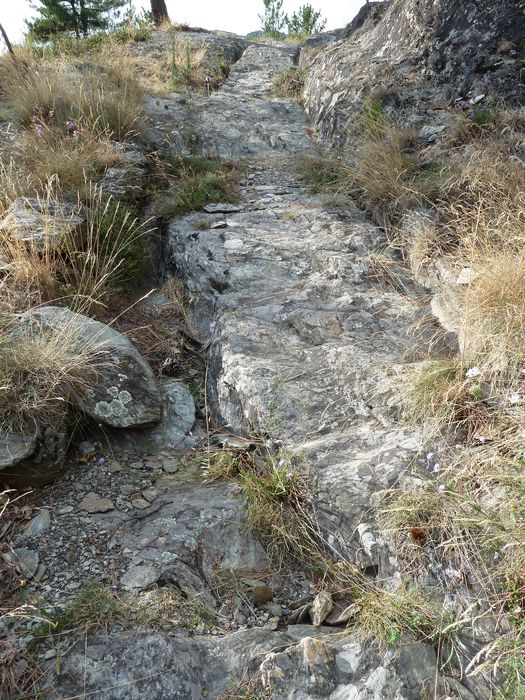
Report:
483,77,492,89
34,123,44,137
278,458,286,468
98,457,105,466
56,94,63,102
437,484,446,494
286,471,294,480
66,120,78,135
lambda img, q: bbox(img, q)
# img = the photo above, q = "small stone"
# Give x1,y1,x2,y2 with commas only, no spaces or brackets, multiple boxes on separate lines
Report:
57,506,74,515
264,617,279,631
43,649,57,660
211,221,227,229
267,603,282,617
224,238,244,250
78,441,96,459
251,584,273,605
202,203,242,214
23,509,51,537
78,493,114,514
4,548,39,579
142,489,158,503
161,459,179,473
131,497,151,510
34,564,47,582
120,485,137,496
121,564,159,589
311,591,333,627
106,460,123,473
129,461,144,470
65,550,76,565
144,459,162,469
456,267,479,285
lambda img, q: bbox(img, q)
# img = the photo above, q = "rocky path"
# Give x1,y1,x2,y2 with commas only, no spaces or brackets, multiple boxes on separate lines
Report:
24,41,472,700
168,43,430,559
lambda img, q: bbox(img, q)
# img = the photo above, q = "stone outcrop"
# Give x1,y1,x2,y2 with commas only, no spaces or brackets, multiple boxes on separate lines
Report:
303,0,525,146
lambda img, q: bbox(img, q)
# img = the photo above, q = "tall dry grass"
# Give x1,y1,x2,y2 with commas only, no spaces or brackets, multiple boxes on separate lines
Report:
0,44,143,140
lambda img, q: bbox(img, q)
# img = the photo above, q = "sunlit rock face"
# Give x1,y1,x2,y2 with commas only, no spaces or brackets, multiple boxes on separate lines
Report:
303,0,525,147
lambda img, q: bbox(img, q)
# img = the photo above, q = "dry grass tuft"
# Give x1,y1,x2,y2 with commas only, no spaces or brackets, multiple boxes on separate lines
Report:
0,315,105,434
0,184,150,316
171,38,209,90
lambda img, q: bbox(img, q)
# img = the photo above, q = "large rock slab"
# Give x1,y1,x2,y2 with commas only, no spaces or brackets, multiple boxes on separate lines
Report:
0,198,85,250
46,628,292,699
19,307,162,428
45,627,477,700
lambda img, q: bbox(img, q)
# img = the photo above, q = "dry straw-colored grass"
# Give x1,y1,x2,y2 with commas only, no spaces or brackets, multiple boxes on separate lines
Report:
0,183,149,316
0,44,143,140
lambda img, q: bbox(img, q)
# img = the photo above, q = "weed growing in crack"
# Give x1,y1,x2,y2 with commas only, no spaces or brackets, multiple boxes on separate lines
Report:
272,68,305,102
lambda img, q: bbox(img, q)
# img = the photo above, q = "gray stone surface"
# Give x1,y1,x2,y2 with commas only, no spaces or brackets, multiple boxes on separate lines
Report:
113,482,268,589
19,306,162,428
0,198,85,250
46,626,476,700
47,628,292,699
22,509,51,537
107,379,196,453
0,431,37,470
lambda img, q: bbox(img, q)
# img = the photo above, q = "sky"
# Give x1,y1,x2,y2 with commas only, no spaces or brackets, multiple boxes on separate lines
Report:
1,1,369,43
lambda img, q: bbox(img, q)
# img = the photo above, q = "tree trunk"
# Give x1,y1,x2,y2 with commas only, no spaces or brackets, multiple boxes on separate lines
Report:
0,21,16,59
150,0,170,26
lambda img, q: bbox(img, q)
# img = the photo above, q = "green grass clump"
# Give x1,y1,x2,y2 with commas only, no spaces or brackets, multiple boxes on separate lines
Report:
159,155,239,216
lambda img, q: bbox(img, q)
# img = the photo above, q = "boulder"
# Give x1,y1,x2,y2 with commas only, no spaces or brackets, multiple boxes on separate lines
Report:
19,307,162,428
0,198,85,251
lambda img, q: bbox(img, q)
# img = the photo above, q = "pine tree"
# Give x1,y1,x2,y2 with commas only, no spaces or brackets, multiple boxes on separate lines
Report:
259,0,287,38
150,0,169,26
286,4,326,36
27,0,127,39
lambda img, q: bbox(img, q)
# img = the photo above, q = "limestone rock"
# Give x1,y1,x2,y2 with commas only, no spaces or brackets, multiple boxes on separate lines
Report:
19,306,161,428
0,198,85,251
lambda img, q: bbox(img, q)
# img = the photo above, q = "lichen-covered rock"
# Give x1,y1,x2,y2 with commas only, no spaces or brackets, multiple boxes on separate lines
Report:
19,306,162,428
107,378,196,452
303,0,525,147
0,198,85,250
